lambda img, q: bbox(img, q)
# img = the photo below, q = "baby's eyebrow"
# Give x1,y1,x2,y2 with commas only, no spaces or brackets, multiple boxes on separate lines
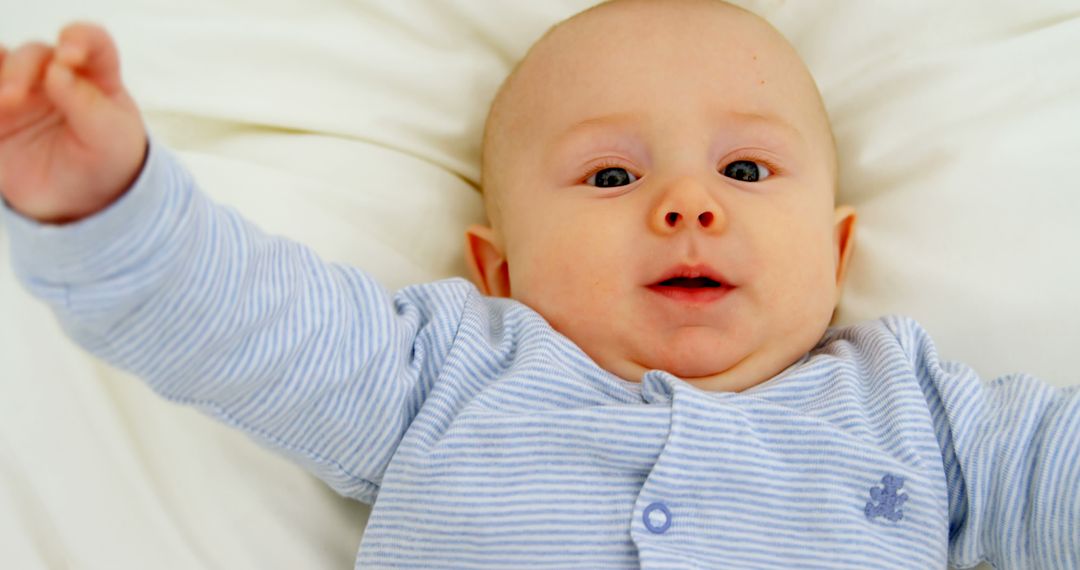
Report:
554,111,642,145
552,109,802,149
716,111,803,142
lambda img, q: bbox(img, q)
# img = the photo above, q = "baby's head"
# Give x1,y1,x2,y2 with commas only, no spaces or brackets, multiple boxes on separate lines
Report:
466,0,857,392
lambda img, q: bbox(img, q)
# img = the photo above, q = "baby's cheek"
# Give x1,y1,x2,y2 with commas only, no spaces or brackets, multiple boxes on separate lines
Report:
527,228,621,311
512,233,584,296
753,218,833,300
781,230,840,321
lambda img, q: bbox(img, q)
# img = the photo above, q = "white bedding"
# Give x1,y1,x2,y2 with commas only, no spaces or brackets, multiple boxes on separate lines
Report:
2,1,1077,568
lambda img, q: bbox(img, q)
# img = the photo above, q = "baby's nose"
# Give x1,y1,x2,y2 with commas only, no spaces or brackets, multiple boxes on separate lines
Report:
663,210,716,228
650,178,725,235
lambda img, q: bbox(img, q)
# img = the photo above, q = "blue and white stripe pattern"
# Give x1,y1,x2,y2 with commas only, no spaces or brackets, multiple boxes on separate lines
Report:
4,140,1078,569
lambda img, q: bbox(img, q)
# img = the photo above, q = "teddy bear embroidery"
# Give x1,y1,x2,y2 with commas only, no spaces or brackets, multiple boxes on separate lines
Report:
865,474,908,523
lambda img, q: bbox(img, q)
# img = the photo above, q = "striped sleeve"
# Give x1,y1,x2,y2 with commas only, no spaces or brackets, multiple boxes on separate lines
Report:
887,316,1080,569
2,139,472,504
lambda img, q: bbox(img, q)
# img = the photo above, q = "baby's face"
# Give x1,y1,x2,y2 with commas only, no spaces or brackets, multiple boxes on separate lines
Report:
469,0,856,392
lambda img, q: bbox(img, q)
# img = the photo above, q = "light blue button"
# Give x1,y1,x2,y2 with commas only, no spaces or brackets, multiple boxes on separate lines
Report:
643,501,672,534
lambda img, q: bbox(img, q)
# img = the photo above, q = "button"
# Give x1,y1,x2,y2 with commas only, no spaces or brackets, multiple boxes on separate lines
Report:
643,501,672,534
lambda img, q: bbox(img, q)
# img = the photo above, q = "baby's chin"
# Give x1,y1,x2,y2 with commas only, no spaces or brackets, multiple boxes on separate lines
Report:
627,326,755,382
627,325,817,392
636,352,778,393
647,357,747,385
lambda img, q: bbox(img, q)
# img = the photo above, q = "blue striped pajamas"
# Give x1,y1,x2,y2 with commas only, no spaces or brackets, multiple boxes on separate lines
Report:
4,140,1078,569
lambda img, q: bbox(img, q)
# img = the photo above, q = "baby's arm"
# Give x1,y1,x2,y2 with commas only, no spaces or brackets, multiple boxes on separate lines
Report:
0,24,470,504
891,319,1079,569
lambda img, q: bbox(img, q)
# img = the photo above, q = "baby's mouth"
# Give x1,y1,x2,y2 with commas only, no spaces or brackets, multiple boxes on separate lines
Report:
647,279,732,304
646,265,733,304
656,277,723,289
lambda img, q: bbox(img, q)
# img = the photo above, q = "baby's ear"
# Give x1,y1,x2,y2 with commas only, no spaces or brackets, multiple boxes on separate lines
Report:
833,205,857,293
464,225,511,297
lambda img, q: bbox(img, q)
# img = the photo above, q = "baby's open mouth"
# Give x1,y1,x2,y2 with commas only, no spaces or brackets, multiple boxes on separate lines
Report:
647,265,732,303
657,277,723,288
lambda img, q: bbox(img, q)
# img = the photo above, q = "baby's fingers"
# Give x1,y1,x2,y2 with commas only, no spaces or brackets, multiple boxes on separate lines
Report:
42,57,114,143
56,22,123,97
0,42,53,105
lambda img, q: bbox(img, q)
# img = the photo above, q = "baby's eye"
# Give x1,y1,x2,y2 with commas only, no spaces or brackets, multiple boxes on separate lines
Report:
587,167,638,188
722,160,771,182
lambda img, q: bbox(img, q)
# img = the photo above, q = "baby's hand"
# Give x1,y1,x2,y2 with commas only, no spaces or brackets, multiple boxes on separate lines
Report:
0,22,146,224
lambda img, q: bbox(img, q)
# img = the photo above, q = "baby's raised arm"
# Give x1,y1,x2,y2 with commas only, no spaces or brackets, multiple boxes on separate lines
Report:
892,319,1080,568
0,23,145,224
1,24,473,504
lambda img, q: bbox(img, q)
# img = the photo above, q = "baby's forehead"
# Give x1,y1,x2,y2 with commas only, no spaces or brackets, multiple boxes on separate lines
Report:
481,0,835,198
509,5,809,119
523,2,765,72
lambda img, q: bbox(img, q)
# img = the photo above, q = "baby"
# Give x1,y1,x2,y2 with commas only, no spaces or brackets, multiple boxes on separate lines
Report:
1,0,1077,568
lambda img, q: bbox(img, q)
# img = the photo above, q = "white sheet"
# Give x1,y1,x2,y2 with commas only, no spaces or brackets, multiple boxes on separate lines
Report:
2,1,1078,568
